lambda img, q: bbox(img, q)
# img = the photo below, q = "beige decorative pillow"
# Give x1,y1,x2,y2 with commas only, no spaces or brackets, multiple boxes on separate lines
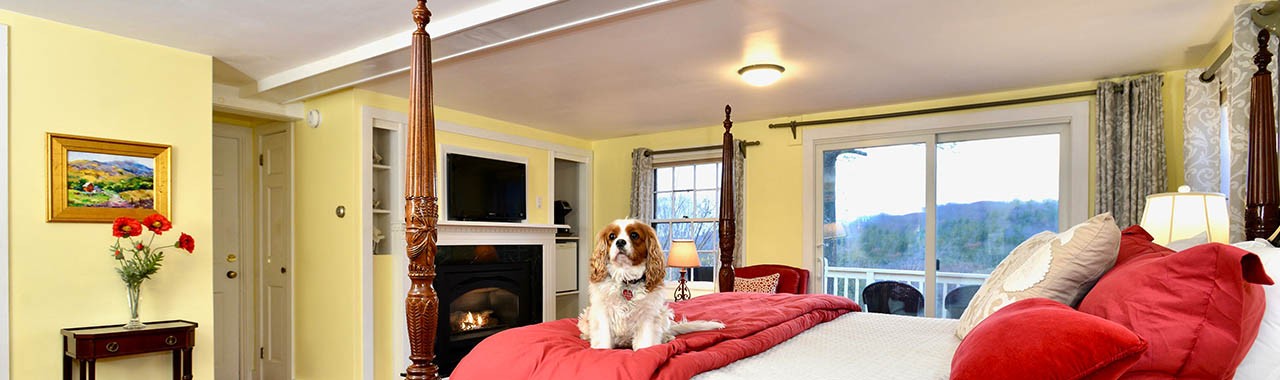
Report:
734,273,780,293
955,213,1121,339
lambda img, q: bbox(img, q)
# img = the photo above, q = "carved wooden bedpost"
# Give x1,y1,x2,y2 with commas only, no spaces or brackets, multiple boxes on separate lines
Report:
405,1,440,379
718,105,737,292
1247,29,1280,241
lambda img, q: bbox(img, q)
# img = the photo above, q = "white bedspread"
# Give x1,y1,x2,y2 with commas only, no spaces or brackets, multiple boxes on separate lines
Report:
693,312,961,380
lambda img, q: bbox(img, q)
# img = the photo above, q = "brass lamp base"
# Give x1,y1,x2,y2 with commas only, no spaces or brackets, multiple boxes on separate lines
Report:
674,268,692,301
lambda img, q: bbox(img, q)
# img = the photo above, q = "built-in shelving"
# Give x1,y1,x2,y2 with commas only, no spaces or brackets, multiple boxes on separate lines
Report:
366,114,403,257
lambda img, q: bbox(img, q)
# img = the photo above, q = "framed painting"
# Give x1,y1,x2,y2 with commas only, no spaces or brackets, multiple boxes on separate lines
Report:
47,133,171,222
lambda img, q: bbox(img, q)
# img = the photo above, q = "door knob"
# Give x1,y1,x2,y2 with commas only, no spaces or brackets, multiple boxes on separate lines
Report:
281,267,287,274
226,271,238,279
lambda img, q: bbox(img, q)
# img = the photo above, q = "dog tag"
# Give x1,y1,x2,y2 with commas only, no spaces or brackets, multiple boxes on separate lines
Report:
623,289,634,301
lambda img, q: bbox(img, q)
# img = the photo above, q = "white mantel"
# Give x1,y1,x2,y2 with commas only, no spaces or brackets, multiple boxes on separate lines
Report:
437,221,568,322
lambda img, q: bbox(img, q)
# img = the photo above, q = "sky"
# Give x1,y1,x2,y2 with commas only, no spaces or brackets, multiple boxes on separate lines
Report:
833,134,1059,220
68,151,155,168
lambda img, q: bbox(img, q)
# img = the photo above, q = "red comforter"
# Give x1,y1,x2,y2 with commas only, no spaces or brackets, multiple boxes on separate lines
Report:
450,292,859,380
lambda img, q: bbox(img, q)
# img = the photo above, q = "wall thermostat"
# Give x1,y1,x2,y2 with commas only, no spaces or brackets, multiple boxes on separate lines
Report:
307,109,322,128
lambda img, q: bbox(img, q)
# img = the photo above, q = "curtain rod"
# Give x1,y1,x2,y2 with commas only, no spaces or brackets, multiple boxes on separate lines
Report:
1199,45,1233,83
767,89,1098,138
645,141,761,157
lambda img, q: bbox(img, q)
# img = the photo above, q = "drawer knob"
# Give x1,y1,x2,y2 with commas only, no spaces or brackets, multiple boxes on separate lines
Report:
166,336,178,345
105,342,119,353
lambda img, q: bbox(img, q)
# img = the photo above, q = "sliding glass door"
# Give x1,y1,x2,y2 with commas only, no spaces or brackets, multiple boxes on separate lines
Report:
819,126,1065,318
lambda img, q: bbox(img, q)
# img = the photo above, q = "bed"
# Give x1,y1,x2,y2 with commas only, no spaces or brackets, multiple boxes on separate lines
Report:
398,1,1280,379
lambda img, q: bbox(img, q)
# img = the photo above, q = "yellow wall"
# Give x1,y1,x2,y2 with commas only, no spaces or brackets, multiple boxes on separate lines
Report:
294,90,365,379
296,89,589,380
3,10,214,379
593,75,1186,268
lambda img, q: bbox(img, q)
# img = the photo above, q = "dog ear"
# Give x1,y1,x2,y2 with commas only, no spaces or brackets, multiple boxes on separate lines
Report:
589,226,610,283
643,223,667,292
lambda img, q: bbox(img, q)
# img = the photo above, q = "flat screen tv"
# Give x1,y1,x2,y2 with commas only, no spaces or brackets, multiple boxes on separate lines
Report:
446,153,526,222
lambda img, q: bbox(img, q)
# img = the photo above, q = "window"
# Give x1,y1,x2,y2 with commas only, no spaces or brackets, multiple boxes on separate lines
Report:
652,160,721,283
808,102,1088,318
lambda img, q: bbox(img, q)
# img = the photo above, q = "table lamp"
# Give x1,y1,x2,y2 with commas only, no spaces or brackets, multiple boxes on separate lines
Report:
667,240,700,301
1139,185,1229,249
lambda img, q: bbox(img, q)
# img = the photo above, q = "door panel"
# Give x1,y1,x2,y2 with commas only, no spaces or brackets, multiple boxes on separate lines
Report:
260,129,292,379
213,126,250,379
821,140,929,315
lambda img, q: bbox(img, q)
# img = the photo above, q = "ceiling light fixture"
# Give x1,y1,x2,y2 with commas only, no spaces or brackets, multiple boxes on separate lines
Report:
737,63,785,86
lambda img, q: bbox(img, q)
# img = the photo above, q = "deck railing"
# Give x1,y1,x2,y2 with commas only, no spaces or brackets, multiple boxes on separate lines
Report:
824,266,988,318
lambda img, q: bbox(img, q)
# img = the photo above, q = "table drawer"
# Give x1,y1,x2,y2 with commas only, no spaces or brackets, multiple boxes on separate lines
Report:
92,332,189,358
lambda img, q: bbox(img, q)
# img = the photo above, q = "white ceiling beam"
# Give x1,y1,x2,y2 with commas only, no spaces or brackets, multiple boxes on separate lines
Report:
242,0,673,104
253,0,562,93
214,83,303,121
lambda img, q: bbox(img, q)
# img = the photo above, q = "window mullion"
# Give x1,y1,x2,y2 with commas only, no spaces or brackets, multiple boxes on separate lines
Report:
924,134,938,318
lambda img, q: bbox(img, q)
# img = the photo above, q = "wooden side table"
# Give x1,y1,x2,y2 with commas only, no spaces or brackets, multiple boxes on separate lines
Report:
61,320,197,380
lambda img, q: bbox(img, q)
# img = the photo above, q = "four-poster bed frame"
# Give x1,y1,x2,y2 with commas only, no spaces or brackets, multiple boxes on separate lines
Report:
401,1,1280,378
399,3,741,378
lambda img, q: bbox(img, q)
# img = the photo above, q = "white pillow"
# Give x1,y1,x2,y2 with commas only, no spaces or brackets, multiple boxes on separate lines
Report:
1230,239,1280,380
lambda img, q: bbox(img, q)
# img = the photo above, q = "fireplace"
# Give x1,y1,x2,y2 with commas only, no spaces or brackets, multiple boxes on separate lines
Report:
435,244,541,376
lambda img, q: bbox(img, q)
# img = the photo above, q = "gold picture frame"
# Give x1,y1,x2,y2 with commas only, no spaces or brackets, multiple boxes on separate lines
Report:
47,133,171,223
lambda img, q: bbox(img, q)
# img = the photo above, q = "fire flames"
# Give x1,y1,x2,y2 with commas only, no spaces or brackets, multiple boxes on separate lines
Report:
452,310,497,332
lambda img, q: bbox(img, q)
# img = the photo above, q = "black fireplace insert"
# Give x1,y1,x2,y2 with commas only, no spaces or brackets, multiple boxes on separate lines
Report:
434,244,542,376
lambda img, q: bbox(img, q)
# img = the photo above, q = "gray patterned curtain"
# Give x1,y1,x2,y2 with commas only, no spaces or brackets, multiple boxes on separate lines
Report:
730,140,746,267
629,148,654,222
1096,74,1167,227
1184,68,1247,242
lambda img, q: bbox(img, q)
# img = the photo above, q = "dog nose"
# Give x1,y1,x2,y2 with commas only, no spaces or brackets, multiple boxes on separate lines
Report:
615,239,626,249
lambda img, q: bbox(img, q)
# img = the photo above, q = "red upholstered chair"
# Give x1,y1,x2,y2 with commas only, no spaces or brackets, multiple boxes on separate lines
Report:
734,264,810,294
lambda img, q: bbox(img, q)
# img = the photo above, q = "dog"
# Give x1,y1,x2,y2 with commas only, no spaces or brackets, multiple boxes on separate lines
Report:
577,219,725,350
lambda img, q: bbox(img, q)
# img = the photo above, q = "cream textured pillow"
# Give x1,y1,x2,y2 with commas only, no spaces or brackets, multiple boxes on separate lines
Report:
955,213,1121,339
733,273,780,293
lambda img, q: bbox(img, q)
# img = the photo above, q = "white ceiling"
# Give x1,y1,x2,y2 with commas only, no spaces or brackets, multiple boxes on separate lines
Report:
0,0,495,79
363,0,1233,139
0,0,1236,140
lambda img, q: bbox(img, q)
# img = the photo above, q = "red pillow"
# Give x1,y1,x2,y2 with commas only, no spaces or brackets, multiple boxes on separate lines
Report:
1078,227,1273,379
1114,225,1174,266
951,298,1148,380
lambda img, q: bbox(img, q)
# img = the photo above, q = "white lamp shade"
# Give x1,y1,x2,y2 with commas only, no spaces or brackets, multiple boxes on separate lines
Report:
1139,186,1229,246
667,240,701,268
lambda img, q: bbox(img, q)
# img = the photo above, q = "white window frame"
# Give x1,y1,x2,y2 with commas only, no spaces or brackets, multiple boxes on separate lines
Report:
652,151,723,291
0,24,10,379
802,101,1089,316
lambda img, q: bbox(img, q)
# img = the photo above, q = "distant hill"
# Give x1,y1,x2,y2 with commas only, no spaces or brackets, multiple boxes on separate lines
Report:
68,160,153,177
826,199,1058,273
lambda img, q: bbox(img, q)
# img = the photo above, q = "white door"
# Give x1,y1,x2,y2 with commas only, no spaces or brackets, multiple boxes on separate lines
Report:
259,128,292,379
213,125,252,379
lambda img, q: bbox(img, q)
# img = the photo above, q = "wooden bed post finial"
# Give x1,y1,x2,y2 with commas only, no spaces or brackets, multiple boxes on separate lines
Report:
723,104,733,130
718,104,737,293
412,0,430,32
405,0,440,379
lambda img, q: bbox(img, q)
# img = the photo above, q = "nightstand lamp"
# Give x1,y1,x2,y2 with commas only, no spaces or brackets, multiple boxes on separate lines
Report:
668,240,700,301
1139,185,1229,249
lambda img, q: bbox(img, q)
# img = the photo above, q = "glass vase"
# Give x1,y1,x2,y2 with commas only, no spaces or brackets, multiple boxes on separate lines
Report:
123,282,146,330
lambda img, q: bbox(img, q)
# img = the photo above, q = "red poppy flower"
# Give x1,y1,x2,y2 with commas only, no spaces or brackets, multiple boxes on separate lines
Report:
136,243,145,251
112,217,142,238
176,233,195,253
112,249,122,259
142,214,172,234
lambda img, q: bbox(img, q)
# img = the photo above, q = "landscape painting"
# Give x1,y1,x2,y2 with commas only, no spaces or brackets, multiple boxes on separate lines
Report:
48,133,171,222
66,151,155,209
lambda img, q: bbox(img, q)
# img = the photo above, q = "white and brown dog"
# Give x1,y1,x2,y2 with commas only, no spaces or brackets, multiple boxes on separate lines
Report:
577,219,724,350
